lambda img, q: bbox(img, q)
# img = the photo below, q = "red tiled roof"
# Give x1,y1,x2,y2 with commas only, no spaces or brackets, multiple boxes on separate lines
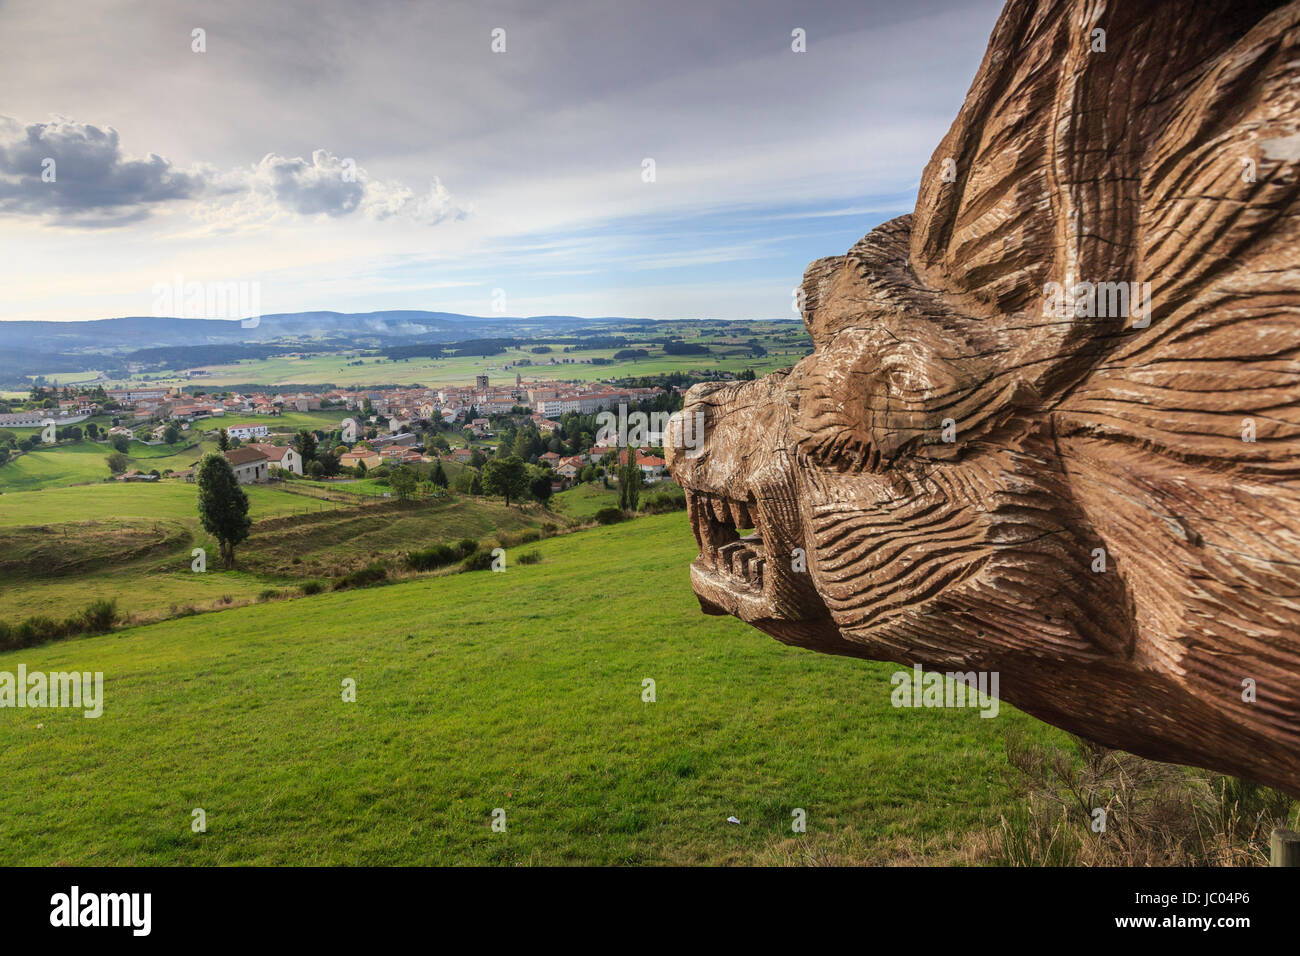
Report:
224,447,268,465
246,443,293,463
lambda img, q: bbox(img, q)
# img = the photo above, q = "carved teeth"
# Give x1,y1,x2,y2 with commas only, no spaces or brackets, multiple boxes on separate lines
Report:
718,541,745,573
711,497,731,525
683,488,768,593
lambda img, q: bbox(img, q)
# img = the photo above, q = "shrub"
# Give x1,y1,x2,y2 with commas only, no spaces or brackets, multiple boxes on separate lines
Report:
333,562,389,590
17,616,66,647
406,543,460,571
460,549,495,572
516,550,542,565
80,598,119,634
517,530,541,543
594,507,626,525
299,580,325,595
541,522,558,537
456,537,479,557
988,729,1299,866
641,485,687,514
257,589,282,602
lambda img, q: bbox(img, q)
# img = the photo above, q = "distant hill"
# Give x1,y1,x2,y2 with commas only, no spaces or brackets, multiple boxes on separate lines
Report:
0,311,703,384
0,311,648,353
0,312,798,385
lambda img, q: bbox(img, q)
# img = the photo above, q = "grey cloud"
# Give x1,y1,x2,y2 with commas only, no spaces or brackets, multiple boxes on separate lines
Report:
0,116,202,226
243,148,468,223
254,149,364,216
0,118,466,227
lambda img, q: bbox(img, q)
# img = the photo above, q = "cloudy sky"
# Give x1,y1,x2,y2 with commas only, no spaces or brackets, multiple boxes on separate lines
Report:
0,0,1003,323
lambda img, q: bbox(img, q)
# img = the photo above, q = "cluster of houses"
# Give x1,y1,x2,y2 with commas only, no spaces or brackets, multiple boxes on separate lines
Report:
114,387,331,425
13,374,671,440
426,373,663,421
220,435,428,485
22,373,679,494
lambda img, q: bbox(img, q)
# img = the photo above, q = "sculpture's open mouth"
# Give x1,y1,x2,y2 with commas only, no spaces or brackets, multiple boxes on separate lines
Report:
684,489,772,620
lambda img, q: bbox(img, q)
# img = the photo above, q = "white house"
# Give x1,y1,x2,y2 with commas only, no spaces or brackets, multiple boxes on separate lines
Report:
224,446,270,484
246,443,303,476
224,422,269,440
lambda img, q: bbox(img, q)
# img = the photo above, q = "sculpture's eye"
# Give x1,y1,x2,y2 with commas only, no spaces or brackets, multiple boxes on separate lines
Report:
789,329,948,475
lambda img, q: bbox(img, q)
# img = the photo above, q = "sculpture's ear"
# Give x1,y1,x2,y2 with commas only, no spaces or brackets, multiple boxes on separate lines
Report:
911,0,1287,338
1049,7,1300,718
797,255,847,345
1057,2,1300,474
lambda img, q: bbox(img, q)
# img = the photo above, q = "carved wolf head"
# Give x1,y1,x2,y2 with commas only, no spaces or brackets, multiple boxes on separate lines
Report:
667,0,1300,794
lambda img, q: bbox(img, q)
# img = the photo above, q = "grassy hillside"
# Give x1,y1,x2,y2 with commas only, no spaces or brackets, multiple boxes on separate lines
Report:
0,512,1067,865
0,482,352,620
0,437,219,492
550,481,620,518
0,481,335,526
0,440,123,491
0,411,351,494
0,479,556,622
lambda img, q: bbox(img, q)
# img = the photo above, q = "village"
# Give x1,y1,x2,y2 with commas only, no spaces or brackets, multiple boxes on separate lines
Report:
0,372,674,492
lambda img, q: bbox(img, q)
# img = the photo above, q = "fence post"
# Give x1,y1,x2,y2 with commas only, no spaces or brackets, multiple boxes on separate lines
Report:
1271,827,1300,866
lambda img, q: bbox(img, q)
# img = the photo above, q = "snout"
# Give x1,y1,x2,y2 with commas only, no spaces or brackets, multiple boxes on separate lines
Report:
666,373,829,628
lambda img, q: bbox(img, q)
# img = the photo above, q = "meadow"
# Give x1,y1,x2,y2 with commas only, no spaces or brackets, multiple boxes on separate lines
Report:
106,336,812,390
0,471,554,620
0,512,1071,865
0,481,351,620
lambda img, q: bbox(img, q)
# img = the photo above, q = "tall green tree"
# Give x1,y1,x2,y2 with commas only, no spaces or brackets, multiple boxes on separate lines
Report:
529,473,553,504
388,465,417,499
217,428,230,451
619,447,642,512
431,461,449,488
197,452,251,570
512,428,537,461
482,455,528,507
295,429,318,463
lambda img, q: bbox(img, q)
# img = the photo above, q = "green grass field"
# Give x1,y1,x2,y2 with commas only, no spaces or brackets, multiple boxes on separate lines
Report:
0,512,1067,865
99,338,812,390
0,482,352,620
212,410,352,433
0,441,123,491
0,481,343,527
0,438,222,492
0,422,347,494
551,482,620,518
0,475,557,621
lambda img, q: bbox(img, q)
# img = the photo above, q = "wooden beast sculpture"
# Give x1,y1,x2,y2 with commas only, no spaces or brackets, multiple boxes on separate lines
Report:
666,0,1300,795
